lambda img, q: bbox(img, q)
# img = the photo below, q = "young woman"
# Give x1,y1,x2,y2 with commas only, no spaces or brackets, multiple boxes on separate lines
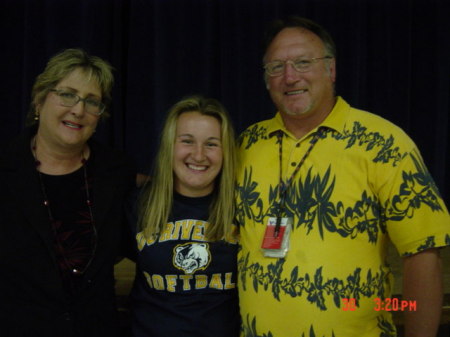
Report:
131,95,240,337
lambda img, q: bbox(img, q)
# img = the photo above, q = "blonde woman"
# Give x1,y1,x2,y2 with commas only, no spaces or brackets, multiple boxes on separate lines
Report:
131,95,239,337
0,49,135,336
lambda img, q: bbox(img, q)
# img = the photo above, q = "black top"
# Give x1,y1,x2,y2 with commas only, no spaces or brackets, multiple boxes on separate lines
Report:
0,127,136,337
41,164,96,295
131,192,240,337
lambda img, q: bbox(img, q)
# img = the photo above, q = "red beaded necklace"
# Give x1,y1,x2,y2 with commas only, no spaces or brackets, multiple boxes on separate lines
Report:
32,137,97,276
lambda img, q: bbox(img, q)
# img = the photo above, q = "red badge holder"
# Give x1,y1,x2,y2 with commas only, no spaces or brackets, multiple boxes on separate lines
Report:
261,217,292,258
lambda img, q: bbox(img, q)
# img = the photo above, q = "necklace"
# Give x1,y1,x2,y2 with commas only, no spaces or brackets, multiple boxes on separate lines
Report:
32,138,97,276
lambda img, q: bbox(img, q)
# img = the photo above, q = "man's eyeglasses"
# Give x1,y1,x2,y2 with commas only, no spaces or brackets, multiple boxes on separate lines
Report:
50,89,105,116
264,56,333,77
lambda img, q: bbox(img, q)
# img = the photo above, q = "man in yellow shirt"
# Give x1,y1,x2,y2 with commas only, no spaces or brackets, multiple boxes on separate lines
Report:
236,16,450,337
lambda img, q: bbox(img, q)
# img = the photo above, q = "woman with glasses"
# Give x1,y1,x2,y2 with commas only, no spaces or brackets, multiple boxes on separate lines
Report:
0,48,135,336
131,96,240,337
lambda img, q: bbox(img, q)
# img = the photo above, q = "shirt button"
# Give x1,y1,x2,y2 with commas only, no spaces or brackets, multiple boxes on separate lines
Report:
296,143,301,148
291,162,296,167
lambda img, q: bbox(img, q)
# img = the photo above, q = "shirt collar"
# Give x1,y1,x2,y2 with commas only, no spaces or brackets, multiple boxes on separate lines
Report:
267,96,351,138
319,96,351,135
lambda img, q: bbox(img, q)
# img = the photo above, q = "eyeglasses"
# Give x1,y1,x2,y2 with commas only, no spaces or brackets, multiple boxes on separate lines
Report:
264,56,333,77
50,89,105,116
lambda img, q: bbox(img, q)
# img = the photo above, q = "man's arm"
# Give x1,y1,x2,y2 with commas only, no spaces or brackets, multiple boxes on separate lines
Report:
402,248,443,337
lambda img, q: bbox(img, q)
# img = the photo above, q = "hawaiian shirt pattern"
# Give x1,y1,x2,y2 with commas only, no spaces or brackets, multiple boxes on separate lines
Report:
236,97,450,337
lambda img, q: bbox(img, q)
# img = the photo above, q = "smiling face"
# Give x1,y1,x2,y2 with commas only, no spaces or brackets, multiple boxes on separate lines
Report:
35,67,101,152
173,111,223,197
265,27,336,125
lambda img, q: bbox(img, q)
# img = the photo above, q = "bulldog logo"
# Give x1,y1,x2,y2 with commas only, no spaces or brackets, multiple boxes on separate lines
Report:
173,242,211,274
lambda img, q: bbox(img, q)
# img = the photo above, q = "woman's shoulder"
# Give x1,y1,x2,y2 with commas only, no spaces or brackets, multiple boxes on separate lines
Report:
0,129,34,168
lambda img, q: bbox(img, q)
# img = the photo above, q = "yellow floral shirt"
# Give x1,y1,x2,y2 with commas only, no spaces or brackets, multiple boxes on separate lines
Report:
236,97,450,337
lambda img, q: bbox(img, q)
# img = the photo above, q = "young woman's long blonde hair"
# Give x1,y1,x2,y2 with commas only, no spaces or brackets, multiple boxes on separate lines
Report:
138,95,237,241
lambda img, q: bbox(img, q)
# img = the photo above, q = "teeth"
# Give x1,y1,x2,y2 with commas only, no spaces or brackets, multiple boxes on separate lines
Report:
63,121,81,129
187,164,207,171
286,89,306,95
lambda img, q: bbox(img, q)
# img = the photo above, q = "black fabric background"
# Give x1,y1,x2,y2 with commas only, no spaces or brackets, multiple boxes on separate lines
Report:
1,0,448,205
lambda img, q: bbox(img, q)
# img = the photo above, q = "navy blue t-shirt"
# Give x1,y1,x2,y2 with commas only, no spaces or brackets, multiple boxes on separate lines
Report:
131,192,240,337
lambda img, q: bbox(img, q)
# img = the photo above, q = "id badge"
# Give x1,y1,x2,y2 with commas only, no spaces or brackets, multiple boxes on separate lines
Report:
261,217,292,258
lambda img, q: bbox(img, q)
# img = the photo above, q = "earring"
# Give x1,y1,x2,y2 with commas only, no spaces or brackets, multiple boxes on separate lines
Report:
34,110,39,121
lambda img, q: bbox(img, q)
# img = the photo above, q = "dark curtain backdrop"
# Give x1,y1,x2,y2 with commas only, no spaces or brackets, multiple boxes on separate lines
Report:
1,0,449,205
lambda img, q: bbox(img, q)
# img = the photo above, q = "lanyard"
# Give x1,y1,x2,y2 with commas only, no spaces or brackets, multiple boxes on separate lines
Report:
276,127,324,220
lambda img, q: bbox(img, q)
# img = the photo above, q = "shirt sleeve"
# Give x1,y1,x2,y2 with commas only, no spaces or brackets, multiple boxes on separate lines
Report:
378,145,450,256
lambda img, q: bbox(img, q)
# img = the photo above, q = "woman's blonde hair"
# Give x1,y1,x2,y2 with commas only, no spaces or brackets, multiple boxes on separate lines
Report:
138,95,237,241
28,48,114,124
